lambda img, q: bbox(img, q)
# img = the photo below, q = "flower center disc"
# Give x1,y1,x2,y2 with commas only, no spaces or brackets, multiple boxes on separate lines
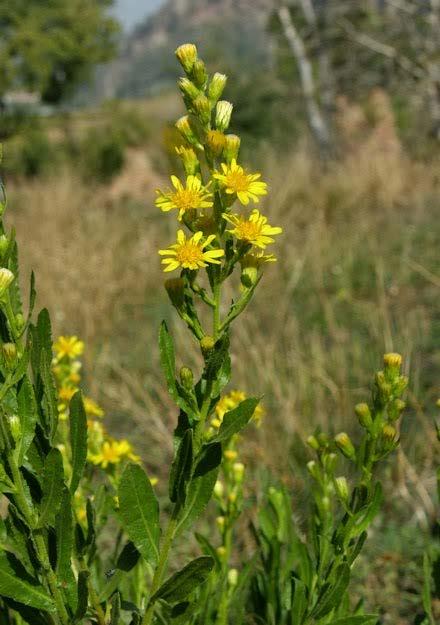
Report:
176,243,204,265
173,189,201,211
226,172,250,193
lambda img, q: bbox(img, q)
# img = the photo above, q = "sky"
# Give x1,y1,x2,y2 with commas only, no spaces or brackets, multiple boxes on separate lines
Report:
112,0,165,32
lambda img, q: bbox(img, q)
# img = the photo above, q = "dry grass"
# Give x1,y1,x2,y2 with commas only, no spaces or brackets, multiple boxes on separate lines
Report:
5,100,440,530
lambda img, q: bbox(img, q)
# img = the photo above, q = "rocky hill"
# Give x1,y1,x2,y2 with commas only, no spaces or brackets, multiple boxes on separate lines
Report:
95,0,275,101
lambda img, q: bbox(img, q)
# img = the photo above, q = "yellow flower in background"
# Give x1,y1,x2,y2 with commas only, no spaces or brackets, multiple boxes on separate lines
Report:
214,159,267,205
59,386,76,403
156,175,213,221
214,389,264,427
223,209,282,250
53,336,84,360
84,397,104,418
89,439,139,469
159,230,224,272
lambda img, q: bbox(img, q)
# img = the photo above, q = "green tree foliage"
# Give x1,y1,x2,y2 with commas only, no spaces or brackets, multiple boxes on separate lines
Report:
0,0,119,103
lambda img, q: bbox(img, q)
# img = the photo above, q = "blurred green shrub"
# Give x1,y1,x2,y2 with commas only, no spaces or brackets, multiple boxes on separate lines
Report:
3,129,57,178
80,128,125,182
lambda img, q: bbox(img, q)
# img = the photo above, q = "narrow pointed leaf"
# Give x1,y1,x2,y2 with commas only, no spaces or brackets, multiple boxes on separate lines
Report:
38,448,64,527
16,376,37,466
69,391,87,494
211,398,259,443
169,429,193,504
311,563,350,619
150,556,214,604
118,464,160,565
0,552,55,612
330,617,379,625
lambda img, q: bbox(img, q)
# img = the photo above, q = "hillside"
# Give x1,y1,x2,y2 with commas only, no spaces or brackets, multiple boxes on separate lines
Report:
94,0,274,101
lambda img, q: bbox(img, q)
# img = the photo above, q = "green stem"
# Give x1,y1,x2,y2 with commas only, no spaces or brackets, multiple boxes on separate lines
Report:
142,507,180,625
8,456,69,625
216,525,233,625
213,281,221,340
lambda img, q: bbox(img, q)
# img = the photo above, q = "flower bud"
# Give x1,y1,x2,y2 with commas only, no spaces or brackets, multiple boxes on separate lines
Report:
0,235,9,256
211,417,221,428
193,94,211,125
388,398,406,422
240,265,258,288
306,435,320,451
0,268,14,297
175,43,198,74
179,366,194,390
217,546,226,558
200,335,215,356
228,568,238,587
335,432,356,460
192,59,208,88
215,101,233,132
208,73,227,103
321,495,331,512
175,146,199,175
179,77,200,102
382,424,397,446
165,278,185,310
206,130,226,158
355,403,373,430
15,313,25,331
228,492,237,504
214,480,224,498
216,515,225,530
176,115,199,147
334,476,349,503
317,432,330,448
223,134,240,163
307,459,319,480
233,462,245,483
2,343,17,368
383,352,402,370
224,449,237,462
8,414,21,442
323,452,337,474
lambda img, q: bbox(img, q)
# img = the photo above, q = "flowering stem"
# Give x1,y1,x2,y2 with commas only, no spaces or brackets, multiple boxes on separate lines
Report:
213,280,221,339
142,506,180,625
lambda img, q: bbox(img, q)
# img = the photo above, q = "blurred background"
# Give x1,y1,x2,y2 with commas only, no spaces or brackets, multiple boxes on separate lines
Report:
0,1,439,621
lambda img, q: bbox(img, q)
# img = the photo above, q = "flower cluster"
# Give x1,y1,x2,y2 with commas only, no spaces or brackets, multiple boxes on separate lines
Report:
53,335,139,471
156,43,282,300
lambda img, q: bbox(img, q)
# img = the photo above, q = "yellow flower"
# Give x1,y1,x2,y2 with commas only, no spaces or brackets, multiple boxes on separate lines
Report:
84,397,104,418
156,175,213,221
53,336,84,360
214,159,267,205
159,230,224,272
215,389,264,424
58,386,76,403
223,209,282,249
241,251,277,268
89,439,139,469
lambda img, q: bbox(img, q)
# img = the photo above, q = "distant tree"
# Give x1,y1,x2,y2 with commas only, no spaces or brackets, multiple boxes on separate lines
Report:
0,0,120,103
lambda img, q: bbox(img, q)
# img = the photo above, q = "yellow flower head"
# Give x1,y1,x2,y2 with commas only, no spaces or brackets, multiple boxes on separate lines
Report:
89,439,139,469
58,386,76,403
156,175,213,221
223,209,282,249
215,389,264,425
84,397,104,418
159,230,224,272
214,159,267,205
53,336,84,360
241,251,277,268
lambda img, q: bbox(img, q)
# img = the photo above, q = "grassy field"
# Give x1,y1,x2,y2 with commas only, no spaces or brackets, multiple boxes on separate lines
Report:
3,92,440,622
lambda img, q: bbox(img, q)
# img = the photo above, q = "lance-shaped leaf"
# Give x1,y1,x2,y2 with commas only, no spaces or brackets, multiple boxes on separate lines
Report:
150,556,214,604
40,348,58,441
211,397,259,443
15,376,37,466
69,391,87,494
55,489,77,610
38,448,64,527
0,552,55,612
118,464,160,565
159,321,177,398
74,570,89,622
175,443,222,536
110,593,121,625
310,563,350,619
169,429,193,504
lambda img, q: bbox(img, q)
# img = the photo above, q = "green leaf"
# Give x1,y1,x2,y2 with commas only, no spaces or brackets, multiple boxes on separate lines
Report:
40,348,58,441
204,334,229,383
175,443,222,536
290,577,307,624
352,482,383,536
0,552,55,612
55,489,76,610
330,617,379,625
69,391,87,494
311,563,350,619
74,570,89,621
15,376,37,466
422,552,434,620
150,556,214,604
211,398,259,443
111,592,121,625
38,448,65,527
169,429,193,504
118,463,160,565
